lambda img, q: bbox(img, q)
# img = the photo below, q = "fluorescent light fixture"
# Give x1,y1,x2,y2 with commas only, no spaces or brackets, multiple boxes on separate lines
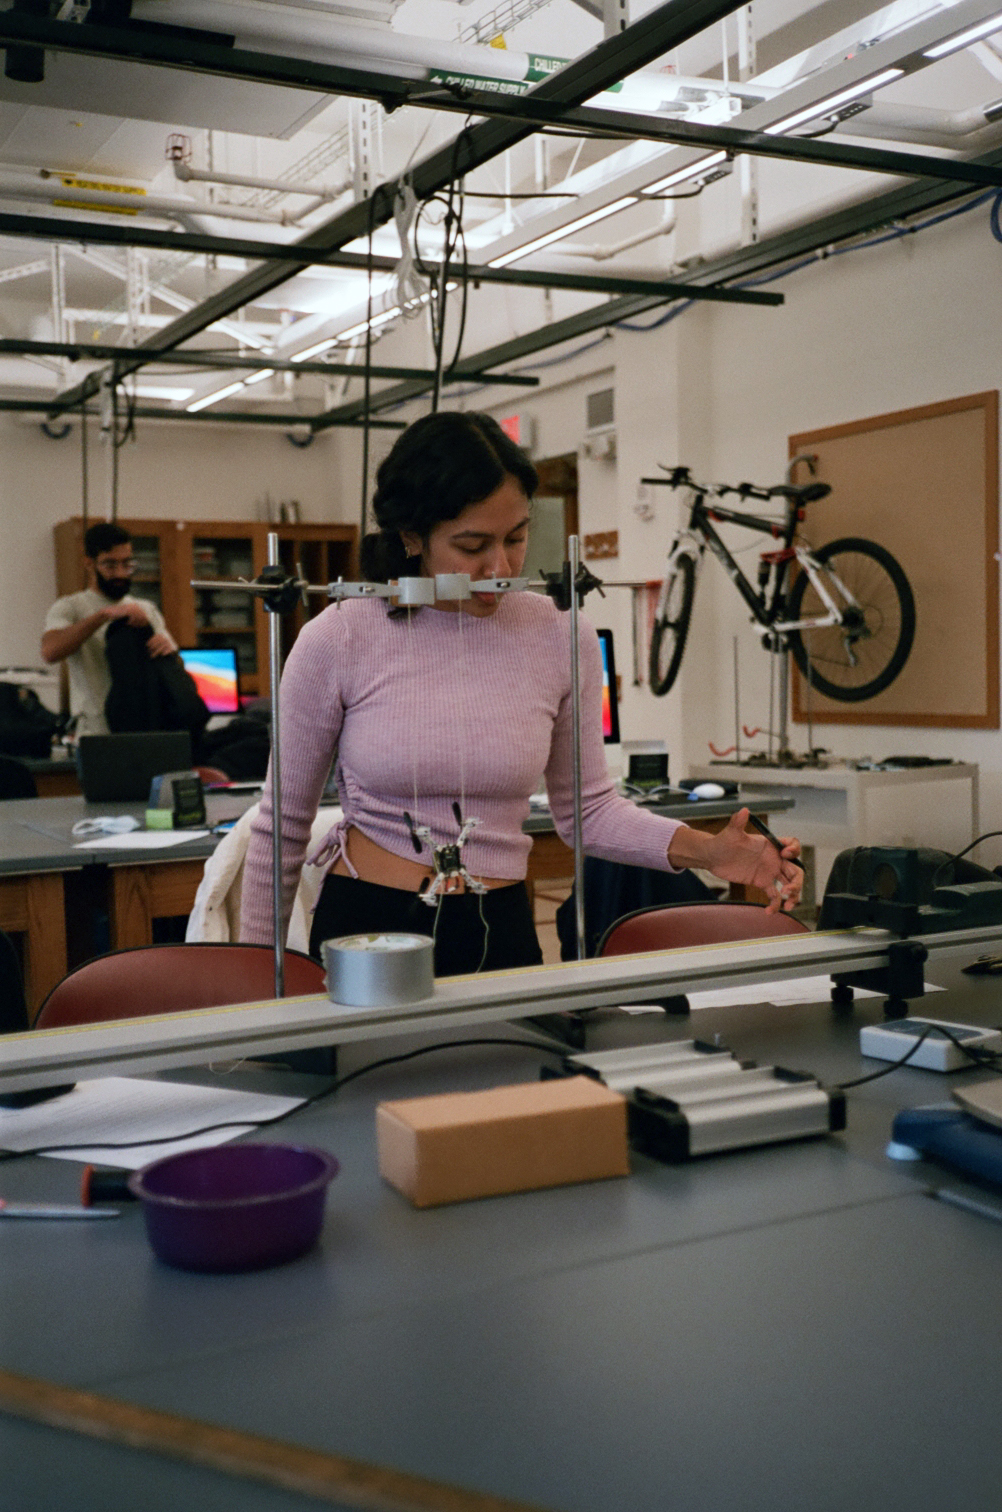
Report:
764,68,904,136
186,380,246,413
336,304,408,341
487,195,639,269
133,383,195,401
244,368,275,385
291,337,337,363
642,150,731,196
287,282,459,359
924,12,1002,57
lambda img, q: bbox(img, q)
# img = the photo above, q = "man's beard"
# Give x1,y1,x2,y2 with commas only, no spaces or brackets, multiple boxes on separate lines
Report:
96,572,131,602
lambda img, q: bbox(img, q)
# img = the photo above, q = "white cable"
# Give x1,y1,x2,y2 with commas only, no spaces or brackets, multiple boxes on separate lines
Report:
392,179,428,316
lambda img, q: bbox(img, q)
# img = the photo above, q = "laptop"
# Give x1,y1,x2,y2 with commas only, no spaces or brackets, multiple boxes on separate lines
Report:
77,731,194,803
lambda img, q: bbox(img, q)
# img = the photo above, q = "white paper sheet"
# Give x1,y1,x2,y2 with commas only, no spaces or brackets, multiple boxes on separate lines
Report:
619,974,945,1013
74,829,211,851
0,1076,305,1166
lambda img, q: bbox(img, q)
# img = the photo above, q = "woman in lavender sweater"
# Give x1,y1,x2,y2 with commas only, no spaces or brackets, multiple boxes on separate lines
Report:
240,412,802,975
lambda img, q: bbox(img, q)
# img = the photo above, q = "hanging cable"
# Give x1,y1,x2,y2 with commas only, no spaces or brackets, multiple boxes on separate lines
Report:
360,189,378,552
419,124,473,412
79,397,88,529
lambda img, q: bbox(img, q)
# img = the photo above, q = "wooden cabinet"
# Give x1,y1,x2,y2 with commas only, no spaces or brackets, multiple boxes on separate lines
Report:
54,518,356,698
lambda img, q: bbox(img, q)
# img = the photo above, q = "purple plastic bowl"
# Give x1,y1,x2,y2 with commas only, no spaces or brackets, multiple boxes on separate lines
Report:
127,1144,340,1273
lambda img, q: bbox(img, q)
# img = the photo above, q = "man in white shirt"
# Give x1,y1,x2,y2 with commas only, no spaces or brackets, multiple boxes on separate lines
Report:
41,522,176,737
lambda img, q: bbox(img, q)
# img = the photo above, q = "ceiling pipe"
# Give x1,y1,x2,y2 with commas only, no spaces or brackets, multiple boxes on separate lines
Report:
172,160,350,201
170,161,353,222
132,0,775,113
559,204,677,260
835,96,1002,148
0,170,287,225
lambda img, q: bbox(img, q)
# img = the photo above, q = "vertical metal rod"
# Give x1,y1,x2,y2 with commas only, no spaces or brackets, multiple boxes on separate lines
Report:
733,635,741,766
568,536,586,961
267,531,285,999
631,586,642,686
806,632,815,758
767,647,775,764
777,641,790,762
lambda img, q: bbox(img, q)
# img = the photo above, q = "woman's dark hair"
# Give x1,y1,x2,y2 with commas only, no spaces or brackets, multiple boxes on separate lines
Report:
360,411,538,582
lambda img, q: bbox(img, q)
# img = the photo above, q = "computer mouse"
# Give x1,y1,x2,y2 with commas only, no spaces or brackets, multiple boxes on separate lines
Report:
687,782,726,800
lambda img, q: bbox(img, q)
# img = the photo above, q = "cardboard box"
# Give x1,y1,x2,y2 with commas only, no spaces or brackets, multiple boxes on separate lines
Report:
376,1075,630,1208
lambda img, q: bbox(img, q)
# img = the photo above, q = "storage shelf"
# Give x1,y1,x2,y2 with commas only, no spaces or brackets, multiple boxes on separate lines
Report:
55,515,357,692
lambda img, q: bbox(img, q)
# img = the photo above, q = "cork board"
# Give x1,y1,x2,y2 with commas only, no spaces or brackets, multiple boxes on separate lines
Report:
789,391,999,728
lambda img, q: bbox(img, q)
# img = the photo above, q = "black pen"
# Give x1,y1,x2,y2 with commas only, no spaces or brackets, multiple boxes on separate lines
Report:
744,811,806,870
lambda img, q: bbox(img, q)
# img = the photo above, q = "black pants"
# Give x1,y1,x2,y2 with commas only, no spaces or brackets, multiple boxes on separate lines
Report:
308,873,543,978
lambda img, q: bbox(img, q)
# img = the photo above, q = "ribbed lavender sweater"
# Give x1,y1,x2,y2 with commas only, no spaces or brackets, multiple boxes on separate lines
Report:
240,592,683,944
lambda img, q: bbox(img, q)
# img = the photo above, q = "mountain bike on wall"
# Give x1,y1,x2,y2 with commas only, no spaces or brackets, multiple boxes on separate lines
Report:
645,465,916,703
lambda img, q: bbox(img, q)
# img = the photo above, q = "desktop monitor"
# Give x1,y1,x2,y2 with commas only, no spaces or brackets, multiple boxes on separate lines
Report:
178,647,240,716
596,629,621,745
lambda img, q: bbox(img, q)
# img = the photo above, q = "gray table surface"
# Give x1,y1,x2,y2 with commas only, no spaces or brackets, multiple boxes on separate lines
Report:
0,792,794,873
3,955,1002,1512
0,792,261,873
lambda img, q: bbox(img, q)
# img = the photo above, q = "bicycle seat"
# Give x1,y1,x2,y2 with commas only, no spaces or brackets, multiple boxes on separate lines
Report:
772,482,831,503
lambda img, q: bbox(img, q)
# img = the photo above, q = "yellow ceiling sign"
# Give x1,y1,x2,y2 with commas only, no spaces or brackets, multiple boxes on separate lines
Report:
55,175,146,196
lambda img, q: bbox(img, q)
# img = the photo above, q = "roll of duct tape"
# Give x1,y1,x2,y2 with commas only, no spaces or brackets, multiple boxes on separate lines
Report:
322,933,435,1007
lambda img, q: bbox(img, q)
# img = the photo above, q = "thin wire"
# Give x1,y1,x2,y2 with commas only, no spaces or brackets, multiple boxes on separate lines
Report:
79,397,88,528
837,1019,1002,1090
0,1037,566,1164
360,190,377,549
475,888,490,974
932,830,1002,886
456,603,467,818
407,605,420,822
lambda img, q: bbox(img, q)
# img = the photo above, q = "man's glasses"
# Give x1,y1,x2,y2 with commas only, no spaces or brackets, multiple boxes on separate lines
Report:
95,557,135,574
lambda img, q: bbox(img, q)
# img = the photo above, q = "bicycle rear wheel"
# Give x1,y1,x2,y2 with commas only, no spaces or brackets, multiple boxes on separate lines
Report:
787,537,915,702
648,554,696,696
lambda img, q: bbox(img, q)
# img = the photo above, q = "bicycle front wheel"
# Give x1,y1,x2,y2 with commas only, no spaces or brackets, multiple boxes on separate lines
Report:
648,554,696,696
787,537,915,702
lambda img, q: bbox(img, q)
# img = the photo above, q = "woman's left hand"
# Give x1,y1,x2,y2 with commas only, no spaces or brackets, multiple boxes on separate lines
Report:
668,809,803,914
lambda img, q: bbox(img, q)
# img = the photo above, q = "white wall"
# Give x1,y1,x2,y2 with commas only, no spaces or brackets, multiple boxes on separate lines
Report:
0,415,354,668
612,196,1002,854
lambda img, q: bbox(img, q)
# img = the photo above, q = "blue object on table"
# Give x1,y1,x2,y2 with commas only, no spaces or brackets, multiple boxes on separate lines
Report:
890,1104,1002,1188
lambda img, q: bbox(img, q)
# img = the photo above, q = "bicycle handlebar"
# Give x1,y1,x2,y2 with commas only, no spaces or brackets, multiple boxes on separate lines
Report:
650,465,830,506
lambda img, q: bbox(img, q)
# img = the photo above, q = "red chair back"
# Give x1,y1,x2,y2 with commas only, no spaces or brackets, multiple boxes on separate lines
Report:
33,943,325,1029
598,902,809,956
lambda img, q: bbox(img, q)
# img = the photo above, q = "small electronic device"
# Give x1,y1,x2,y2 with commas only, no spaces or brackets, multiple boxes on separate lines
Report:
147,770,206,829
170,774,207,829
819,845,1002,934
178,647,240,715
549,1041,845,1160
860,1017,1002,1073
679,777,739,797
596,629,620,745
627,751,668,789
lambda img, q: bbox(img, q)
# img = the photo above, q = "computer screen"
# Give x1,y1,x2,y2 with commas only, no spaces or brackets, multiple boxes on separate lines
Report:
178,647,240,715
596,629,621,745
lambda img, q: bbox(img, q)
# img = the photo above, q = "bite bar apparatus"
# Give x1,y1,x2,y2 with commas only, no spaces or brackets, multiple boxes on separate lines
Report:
4,922,1002,1095
191,533,627,985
